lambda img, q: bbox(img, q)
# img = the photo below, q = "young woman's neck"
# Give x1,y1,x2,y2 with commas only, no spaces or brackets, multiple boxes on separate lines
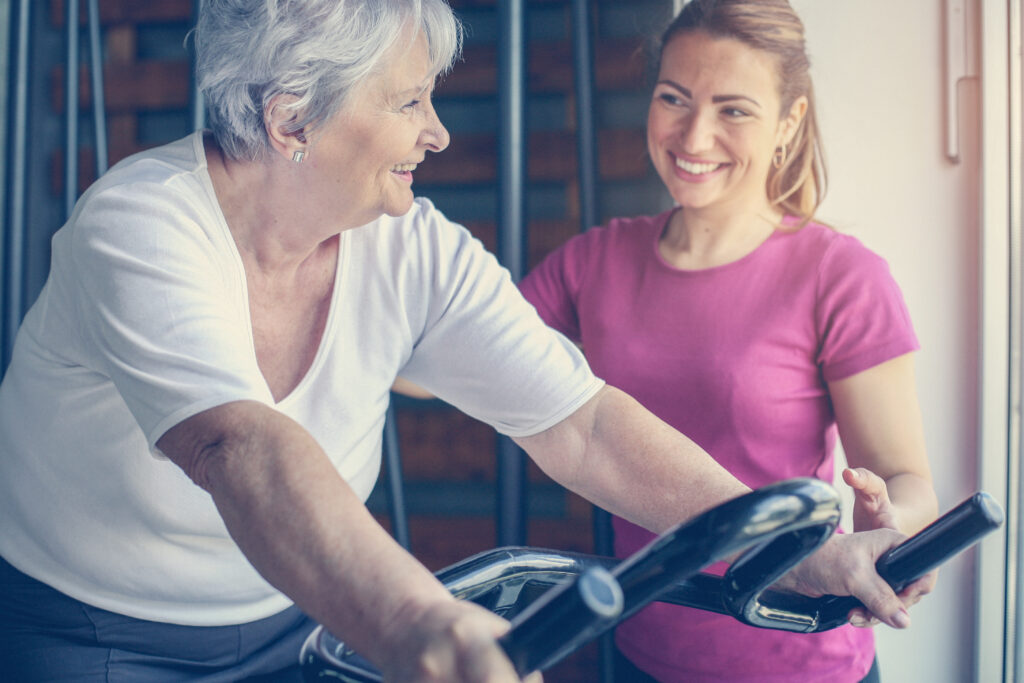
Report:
659,199,783,270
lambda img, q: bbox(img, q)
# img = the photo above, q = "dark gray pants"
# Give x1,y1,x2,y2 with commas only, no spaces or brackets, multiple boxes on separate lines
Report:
0,555,315,682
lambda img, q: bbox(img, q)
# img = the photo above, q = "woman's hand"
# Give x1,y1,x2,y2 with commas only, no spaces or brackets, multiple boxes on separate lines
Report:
843,466,899,532
158,403,536,681
781,529,936,629
382,599,541,683
839,466,939,625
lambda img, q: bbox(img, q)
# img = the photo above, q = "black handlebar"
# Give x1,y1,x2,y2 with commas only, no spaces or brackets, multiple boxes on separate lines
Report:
498,566,623,675
733,491,1005,632
299,481,1003,681
611,478,839,626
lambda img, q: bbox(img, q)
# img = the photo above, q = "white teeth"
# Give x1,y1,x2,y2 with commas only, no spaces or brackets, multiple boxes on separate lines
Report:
675,157,719,175
392,163,417,172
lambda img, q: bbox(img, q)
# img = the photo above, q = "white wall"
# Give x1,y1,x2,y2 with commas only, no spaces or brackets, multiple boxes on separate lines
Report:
792,1,986,681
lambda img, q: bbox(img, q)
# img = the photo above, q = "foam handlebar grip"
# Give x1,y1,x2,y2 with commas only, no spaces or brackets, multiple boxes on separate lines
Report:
811,492,1004,630
498,566,623,677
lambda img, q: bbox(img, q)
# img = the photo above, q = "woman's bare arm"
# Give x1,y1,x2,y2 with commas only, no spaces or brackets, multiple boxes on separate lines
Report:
514,384,919,629
830,353,938,535
156,400,523,682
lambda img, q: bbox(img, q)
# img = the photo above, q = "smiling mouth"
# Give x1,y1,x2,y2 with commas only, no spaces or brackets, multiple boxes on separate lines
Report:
675,157,722,175
391,163,418,173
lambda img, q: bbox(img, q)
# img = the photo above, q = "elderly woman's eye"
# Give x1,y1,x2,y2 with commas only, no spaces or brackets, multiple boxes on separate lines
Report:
402,99,421,111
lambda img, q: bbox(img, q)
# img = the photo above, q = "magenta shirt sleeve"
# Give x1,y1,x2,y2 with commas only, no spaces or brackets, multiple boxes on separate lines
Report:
518,231,589,342
815,233,920,382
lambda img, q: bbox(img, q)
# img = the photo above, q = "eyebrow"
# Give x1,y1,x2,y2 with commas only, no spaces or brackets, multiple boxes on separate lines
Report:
397,80,433,100
657,79,763,109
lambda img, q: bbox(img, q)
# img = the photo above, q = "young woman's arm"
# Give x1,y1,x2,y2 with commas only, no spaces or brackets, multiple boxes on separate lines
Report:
830,353,938,536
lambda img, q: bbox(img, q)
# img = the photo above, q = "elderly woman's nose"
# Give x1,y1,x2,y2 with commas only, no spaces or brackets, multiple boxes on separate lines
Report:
423,109,450,153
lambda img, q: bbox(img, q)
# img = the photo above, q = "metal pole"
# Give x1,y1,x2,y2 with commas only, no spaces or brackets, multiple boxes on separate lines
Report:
3,0,32,370
87,0,107,175
571,3,614,681
191,0,206,131
572,0,599,237
496,0,528,547
572,0,613,558
383,403,411,550
64,0,79,218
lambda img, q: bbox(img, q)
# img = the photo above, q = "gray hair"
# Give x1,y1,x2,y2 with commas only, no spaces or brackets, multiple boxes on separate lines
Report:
193,0,463,161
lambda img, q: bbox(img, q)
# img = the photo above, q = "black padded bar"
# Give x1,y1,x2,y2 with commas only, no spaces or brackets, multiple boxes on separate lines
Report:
499,567,623,676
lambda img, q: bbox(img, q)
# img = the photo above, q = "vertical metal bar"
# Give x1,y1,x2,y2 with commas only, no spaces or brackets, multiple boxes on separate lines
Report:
495,0,528,547
572,0,599,236
383,403,411,550
191,0,206,131
87,0,107,175
3,0,32,370
65,0,80,218
991,3,1024,679
1010,3,1023,674
571,0,608,555
571,4,613,681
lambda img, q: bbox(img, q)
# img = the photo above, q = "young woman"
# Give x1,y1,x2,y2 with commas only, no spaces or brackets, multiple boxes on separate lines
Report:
519,1,938,681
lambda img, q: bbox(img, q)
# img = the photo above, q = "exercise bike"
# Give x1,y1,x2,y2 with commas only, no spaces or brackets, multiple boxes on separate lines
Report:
299,477,1003,681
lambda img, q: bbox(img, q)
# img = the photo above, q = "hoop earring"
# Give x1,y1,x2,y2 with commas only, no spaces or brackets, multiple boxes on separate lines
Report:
292,149,306,163
772,145,788,169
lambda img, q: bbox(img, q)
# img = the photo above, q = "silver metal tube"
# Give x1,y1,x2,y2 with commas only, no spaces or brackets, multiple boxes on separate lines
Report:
87,0,107,175
495,0,528,547
572,0,599,234
382,404,410,550
1010,1,1024,675
570,4,612,678
191,0,206,131
64,0,79,218
3,0,32,369
497,0,527,283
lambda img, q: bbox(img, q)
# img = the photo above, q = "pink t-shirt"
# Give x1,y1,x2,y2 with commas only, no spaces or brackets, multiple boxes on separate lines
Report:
519,210,919,682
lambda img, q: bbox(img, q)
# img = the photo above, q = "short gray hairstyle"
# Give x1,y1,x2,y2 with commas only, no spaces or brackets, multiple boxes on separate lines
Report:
193,0,463,161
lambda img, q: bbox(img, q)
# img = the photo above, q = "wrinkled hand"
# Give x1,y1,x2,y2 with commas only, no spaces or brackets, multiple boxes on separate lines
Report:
780,528,935,630
381,599,542,682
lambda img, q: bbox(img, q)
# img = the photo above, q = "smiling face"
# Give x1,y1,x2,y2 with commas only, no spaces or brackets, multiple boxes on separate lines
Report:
647,30,805,217
305,30,450,226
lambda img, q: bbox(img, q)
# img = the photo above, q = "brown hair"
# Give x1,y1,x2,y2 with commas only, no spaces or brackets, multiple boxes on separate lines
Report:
654,0,827,223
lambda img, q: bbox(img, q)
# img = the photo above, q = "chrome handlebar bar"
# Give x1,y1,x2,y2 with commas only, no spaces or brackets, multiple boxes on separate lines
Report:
300,479,1003,681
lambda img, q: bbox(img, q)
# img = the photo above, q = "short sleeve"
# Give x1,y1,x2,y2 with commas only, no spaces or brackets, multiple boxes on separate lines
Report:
68,178,270,448
396,204,603,437
816,235,920,382
519,232,592,342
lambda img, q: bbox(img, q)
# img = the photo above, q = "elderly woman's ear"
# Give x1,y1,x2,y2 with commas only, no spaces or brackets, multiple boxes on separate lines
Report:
265,93,309,162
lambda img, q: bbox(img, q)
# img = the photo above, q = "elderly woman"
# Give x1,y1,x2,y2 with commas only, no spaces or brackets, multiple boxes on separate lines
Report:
0,1,926,681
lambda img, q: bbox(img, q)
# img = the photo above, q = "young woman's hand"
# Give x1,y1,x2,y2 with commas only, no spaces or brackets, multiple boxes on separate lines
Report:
780,528,936,629
843,466,899,532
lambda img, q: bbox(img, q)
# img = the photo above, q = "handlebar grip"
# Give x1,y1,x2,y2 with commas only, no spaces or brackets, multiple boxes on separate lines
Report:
498,567,623,677
877,492,1003,591
812,492,1004,630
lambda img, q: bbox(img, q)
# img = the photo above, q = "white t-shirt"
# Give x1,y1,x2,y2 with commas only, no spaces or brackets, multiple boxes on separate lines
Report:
0,132,603,626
